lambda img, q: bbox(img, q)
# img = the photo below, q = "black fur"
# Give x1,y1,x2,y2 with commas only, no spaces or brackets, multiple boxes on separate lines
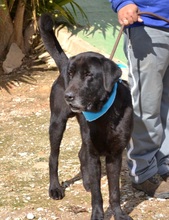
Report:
39,14,133,220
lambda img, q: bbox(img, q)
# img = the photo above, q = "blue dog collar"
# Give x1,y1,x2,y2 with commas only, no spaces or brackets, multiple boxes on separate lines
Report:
82,82,118,122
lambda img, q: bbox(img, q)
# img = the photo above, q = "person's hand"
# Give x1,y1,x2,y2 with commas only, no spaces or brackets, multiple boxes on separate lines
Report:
117,4,143,26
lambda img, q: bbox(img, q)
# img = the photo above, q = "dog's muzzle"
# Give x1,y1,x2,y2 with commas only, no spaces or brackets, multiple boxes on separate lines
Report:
65,91,84,113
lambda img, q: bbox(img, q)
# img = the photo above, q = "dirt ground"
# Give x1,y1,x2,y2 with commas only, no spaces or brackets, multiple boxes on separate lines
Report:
0,62,169,220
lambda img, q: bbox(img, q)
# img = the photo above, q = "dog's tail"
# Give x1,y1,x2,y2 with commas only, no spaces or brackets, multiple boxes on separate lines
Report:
38,14,68,73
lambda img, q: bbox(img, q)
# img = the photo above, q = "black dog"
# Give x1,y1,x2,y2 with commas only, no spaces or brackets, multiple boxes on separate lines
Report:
39,14,133,220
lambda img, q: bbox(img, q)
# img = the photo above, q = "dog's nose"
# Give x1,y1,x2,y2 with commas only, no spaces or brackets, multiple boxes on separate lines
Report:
65,92,75,102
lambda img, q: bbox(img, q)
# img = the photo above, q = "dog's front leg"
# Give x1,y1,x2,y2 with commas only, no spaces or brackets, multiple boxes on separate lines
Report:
106,154,133,220
89,154,104,220
49,114,68,200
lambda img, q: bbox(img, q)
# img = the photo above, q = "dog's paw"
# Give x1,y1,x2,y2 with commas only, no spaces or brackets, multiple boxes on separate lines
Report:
115,216,133,220
114,213,133,220
91,212,104,220
49,186,65,200
91,206,104,220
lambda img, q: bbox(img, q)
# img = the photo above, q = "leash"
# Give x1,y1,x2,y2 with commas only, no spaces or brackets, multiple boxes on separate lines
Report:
109,12,169,60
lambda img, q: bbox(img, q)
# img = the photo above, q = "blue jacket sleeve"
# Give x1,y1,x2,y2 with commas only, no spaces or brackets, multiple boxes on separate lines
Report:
109,0,135,12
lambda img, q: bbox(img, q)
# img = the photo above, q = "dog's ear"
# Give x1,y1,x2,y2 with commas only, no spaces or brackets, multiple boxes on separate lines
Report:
102,58,122,92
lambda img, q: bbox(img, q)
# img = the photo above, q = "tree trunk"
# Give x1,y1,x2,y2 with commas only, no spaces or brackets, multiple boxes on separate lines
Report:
23,0,37,54
12,0,27,53
0,1,13,59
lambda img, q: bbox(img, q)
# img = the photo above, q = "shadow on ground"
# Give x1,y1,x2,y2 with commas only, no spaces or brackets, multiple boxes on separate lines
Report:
67,0,126,63
0,57,57,93
70,0,119,37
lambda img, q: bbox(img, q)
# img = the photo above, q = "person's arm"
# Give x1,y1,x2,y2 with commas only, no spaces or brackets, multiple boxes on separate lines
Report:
109,1,143,25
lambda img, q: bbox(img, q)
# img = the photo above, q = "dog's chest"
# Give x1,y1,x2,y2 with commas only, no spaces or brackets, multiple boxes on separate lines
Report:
88,120,118,155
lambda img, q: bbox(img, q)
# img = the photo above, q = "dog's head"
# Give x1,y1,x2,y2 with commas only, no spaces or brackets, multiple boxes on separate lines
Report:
64,52,122,113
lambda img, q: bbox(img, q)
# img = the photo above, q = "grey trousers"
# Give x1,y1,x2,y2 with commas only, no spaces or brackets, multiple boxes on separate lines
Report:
124,26,169,184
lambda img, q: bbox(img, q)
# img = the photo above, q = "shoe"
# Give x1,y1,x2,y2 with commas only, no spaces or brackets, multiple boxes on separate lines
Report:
132,175,169,199
161,172,169,181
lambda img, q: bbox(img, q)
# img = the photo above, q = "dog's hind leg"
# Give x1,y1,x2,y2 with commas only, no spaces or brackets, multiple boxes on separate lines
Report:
78,144,91,191
76,115,91,192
